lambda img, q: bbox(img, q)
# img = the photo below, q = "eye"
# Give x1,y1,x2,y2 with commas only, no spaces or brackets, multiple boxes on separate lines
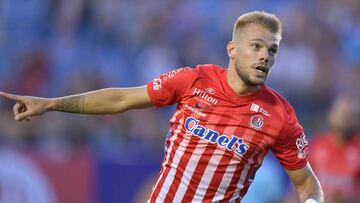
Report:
250,43,261,49
269,48,278,56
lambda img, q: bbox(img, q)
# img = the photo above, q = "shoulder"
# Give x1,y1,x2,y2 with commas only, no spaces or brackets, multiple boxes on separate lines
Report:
260,86,304,139
192,64,226,77
162,64,223,80
262,86,297,117
190,64,227,88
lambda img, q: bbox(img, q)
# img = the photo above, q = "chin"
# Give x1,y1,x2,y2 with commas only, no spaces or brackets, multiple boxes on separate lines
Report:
252,81,265,86
250,77,266,85
246,80,265,87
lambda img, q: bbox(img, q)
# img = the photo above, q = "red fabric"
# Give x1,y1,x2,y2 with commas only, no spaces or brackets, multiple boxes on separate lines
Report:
147,64,308,202
310,133,360,203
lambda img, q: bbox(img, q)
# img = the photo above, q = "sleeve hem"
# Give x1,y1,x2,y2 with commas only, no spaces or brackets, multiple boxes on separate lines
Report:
283,160,308,171
146,82,162,107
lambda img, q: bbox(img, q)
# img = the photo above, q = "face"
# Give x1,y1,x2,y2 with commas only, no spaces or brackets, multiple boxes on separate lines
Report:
228,23,280,86
329,96,359,137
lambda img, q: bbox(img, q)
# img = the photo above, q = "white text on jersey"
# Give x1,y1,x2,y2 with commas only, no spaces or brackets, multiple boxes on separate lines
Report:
192,88,218,105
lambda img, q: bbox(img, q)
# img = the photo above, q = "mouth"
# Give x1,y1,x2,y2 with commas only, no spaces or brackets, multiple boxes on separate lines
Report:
255,65,268,74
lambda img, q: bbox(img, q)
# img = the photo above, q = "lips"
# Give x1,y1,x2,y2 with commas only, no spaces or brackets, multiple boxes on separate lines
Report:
255,65,268,73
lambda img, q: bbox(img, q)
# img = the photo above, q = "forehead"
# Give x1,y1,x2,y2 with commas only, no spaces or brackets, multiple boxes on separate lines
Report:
237,24,280,46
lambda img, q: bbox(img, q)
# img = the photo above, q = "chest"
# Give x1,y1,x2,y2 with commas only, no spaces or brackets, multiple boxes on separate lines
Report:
179,87,283,154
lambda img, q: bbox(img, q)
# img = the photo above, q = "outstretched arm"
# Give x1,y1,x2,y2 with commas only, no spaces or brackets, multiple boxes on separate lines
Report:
286,163,324,203
0,86,153,121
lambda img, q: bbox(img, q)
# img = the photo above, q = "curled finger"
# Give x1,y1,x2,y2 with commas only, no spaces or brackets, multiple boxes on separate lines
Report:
12,102,21,118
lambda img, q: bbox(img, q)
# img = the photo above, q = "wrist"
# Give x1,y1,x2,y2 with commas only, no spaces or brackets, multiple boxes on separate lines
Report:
46,98,57,111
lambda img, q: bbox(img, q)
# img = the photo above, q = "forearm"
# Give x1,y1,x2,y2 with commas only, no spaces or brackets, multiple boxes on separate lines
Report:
287,164,324,203
0,86,151,120
296,175,324,203
48,88,135,114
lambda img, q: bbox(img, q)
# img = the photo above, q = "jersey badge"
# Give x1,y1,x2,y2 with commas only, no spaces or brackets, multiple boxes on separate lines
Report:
296,133,309,159
153,78,162,90
250,103,270,117
249,115,264,130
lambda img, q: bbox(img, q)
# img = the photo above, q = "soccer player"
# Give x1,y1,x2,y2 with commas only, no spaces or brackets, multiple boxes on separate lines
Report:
309,95,360,203
0,11,323,203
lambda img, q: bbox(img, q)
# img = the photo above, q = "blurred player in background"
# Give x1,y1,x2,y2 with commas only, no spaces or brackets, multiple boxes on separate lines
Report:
0,11,323,203
309,95,360,203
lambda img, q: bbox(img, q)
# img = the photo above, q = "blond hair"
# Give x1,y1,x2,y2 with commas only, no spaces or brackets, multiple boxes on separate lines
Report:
232,11,282,40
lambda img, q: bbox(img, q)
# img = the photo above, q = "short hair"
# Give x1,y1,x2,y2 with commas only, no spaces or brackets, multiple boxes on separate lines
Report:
232,11,282,40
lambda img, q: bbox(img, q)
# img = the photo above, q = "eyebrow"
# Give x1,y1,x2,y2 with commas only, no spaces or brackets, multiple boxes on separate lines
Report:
249,39,279,48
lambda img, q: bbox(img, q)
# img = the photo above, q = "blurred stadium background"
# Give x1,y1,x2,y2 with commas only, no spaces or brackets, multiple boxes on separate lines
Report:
0,0,359,202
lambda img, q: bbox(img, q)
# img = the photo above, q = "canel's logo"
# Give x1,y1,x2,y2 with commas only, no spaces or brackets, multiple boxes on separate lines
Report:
185,117,249,156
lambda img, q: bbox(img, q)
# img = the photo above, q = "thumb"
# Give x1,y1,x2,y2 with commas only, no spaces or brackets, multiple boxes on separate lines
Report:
15,110,34,121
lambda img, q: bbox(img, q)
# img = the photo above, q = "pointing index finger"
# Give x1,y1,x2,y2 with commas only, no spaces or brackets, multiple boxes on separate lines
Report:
0,92,22,102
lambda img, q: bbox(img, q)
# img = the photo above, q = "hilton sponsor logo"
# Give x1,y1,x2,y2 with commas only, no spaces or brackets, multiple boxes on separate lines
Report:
192,88,218,105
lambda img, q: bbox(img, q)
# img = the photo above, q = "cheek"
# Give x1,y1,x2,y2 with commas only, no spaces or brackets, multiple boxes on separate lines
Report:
237,50,254,64
269,57,275,66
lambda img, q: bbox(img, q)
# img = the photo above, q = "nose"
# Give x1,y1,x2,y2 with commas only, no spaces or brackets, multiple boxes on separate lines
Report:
259,50,269,64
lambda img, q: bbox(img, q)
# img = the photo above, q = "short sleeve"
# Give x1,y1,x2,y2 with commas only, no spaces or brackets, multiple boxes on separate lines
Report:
147,67,196,107
271,103,309,171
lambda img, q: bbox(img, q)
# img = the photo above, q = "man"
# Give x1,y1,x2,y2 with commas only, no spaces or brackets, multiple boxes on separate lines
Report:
0,11,323,202
309,95,359,203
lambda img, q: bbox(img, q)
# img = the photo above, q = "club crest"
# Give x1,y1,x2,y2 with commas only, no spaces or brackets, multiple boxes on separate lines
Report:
249,115,264,130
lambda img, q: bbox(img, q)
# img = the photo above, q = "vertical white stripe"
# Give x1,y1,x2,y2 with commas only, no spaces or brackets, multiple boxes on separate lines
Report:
230,154,255,200
170,110,181,123
193,147,224,202
212,155,239,201
149,116,183,201
208,126,238,202
194,119,229,202
173,139,208,202
155,133,191,201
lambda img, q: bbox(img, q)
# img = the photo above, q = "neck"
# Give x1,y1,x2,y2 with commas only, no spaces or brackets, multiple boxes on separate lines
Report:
227,61,261,96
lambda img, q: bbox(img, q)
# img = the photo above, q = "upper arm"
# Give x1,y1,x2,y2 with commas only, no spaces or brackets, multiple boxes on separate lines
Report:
270,97,323,202
271,97,309,170
102,67,196,113
146,67,196,107
286,163,323,203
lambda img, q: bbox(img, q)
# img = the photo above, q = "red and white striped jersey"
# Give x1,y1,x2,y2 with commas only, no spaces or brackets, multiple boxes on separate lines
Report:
146,64,309,202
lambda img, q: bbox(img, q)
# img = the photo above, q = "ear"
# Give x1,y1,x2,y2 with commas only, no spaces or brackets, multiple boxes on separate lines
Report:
227,41,236,59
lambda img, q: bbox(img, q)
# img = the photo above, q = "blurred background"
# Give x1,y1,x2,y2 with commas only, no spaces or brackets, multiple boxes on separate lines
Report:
0,0,359,202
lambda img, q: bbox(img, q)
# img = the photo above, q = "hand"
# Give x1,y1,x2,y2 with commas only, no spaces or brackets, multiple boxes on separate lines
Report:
0,92,50,121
